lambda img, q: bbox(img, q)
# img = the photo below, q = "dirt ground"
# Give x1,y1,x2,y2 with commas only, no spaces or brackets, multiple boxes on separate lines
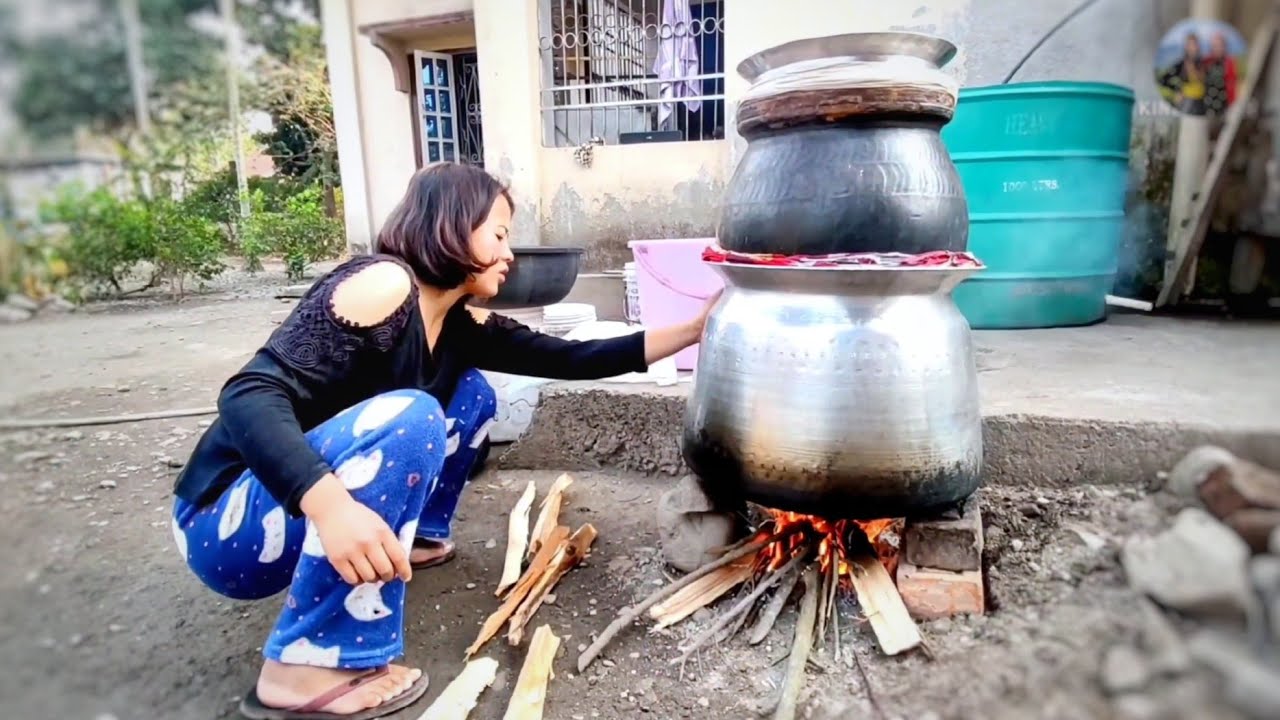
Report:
0,272,1231,719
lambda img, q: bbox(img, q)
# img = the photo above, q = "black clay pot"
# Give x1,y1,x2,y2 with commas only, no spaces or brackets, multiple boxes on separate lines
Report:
476,247,583,310
719,32,969,257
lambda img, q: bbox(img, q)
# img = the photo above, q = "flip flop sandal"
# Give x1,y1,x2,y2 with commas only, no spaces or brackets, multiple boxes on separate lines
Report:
410,538,456,570
239,666,430,720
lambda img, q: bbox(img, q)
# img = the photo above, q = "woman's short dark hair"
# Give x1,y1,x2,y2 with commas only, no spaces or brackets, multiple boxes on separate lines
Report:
375,162,514,288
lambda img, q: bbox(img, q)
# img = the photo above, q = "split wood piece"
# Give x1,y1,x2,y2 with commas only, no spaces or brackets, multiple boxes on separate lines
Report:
774,565,821,720
748,562,804,645
649,557,755,630
1199,457,1280,519
848,548,923,656
497,481,538,597
502,624,561,720
507,524,599,646
826,558,841,662
672,545,812,664
577,526,800,672
467,525,572,657
528,473,574,559
415,656,499,720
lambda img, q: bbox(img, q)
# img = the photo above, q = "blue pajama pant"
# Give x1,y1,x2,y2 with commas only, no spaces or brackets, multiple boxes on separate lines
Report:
170,370,497,670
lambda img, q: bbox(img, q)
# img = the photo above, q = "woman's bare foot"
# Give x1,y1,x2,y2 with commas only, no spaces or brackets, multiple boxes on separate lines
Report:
255,660,422,714
409,538,454,568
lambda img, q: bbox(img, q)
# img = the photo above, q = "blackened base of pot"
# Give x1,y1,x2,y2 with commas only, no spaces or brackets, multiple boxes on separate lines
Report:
682,440,983,521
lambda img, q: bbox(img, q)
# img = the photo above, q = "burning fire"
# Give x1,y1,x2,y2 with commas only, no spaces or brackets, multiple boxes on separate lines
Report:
758,510,903,581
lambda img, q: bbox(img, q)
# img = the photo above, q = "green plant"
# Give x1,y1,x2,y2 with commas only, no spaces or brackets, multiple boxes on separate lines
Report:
242,184,344,281
37,183,226,299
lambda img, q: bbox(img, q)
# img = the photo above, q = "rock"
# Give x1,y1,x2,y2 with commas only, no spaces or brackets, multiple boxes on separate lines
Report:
1100,644,1151,695
1136,599,1191,676
98,479,117,490
1110,693,1165,720
656,475,742,573
15,450,52,465
1167,445,1238,498
5,293,39,312
1186,628,1280,720
1121,508,1257,621
1248,555,1280,645
0,301,32,320
38,296,75,314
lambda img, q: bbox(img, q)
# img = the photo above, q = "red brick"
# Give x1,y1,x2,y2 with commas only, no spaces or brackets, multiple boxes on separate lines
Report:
903,494,983,572
896,560,985,620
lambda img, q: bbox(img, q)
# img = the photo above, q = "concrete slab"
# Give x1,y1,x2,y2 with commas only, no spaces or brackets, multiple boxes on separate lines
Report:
498,314,1280,486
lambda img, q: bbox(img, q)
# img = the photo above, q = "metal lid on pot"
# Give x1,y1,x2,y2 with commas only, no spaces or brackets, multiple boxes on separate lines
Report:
737,31,958,81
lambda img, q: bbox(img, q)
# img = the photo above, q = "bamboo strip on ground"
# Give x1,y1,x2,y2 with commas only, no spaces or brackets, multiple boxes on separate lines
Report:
467,525,571,657
577,526,800,672
502,624,562,720
528,473,574,559
774,565,821,720
415,657,499,720
672,547,811,664
649,557,755,630
497,481,538,597
747,562,803,645
848,548,922,656
507,524,599,646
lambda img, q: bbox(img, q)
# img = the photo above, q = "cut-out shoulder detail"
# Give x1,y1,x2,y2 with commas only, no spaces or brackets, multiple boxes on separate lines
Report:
264,255,419,369
330,260,414,329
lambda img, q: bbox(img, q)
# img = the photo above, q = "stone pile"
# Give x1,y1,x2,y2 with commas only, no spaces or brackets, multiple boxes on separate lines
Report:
0,292,75,323
1113,446,1280,720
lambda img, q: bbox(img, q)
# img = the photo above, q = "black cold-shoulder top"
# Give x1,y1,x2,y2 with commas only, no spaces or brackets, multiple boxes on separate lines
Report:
173,253,648,516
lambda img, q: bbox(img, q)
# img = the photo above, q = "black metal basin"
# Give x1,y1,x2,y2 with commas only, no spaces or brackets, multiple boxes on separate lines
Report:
476,246,584,310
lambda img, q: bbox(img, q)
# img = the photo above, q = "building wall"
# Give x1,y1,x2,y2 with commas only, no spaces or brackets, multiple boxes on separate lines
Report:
331,0,1275,272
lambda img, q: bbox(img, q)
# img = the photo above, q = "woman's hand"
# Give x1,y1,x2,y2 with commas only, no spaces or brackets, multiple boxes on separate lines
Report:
302,474,412,585
642,289,722,365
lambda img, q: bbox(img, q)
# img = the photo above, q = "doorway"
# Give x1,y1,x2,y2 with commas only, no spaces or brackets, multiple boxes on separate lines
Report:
413,50,485,167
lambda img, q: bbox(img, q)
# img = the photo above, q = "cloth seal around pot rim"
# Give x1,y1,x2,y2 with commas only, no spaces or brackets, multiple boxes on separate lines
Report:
737,55,961,108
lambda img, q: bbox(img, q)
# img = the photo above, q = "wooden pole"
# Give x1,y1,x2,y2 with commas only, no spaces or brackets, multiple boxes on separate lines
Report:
118,0,152,198
219,0,250,218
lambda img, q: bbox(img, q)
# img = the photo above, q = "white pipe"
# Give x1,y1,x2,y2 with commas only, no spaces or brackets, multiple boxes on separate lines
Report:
1106,294,1154,312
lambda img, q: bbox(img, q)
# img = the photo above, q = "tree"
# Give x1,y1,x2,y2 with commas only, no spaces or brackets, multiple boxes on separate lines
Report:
0,0,318,145
3,0,221,143
250,19,339,211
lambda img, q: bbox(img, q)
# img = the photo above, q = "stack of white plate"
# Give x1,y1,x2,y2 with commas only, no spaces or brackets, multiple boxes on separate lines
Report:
498,306,546,331
541,303,597,337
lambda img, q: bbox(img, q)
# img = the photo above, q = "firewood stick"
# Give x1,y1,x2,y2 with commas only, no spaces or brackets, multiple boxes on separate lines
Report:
825,558,839,657
815,560,831,646
577,526,799,672
528,473,574,559
467,525,571,657
415,656,499,720
502,624,561,720
671,545,811,665
748,561,804,645
774,564,821,720
848,547,922,656
507,524,598,646
650,559,755,630
497,481,537,597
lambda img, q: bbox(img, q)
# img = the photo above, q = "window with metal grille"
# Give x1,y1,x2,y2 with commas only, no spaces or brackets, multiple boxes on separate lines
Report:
537,0,725,147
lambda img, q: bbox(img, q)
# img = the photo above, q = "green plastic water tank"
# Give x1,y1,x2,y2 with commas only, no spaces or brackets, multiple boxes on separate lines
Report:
941,81,1136,328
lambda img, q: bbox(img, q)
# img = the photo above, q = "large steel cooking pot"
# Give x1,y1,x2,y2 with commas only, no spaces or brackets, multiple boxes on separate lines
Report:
681,262,983,519
719,32,969,256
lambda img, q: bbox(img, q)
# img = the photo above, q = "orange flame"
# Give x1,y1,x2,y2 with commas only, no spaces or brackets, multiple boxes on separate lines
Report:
759,510,903,582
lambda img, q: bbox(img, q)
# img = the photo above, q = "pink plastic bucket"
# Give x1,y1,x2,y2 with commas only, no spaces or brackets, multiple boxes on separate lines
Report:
628,238,724,370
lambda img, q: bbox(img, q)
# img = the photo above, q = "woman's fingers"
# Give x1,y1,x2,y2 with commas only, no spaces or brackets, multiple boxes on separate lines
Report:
367,542,396,583
383,531,413,582
333,559,360,586
350,554,379,584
